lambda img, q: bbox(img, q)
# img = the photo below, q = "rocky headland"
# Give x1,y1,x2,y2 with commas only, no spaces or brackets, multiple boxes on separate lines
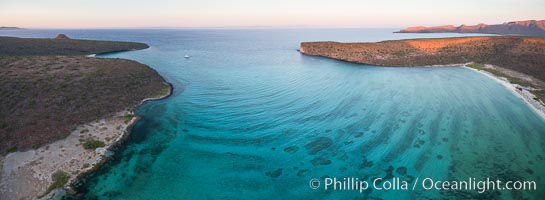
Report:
0,35,172,199
300,36,545,118
396,20,545,37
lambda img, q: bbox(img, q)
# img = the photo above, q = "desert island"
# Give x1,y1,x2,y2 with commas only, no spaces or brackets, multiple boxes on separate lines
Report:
0,34,172,199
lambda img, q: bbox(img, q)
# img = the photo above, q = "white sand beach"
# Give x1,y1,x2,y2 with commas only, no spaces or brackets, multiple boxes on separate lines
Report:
465,65,545,120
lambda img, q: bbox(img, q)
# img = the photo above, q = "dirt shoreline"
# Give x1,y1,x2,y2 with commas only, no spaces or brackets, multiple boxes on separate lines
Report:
0,82,172,200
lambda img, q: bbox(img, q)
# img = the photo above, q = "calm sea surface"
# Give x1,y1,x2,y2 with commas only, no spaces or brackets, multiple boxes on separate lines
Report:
2,29,545,199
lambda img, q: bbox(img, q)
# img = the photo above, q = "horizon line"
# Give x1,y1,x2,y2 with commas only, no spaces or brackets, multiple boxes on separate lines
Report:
4,25,407,30
6,19,544,30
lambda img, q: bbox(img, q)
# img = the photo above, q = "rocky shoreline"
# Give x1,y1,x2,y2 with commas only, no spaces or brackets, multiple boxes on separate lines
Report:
67,81,173,197
0,82,172,200
1,111,138,199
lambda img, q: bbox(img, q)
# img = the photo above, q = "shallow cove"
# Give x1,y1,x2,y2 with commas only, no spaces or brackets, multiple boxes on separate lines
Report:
2,29,544,199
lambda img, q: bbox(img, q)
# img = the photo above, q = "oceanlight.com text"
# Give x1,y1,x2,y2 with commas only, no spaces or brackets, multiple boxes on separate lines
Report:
309,177,536,194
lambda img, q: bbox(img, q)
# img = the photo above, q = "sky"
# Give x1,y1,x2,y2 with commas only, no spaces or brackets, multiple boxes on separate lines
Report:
1,0,545,28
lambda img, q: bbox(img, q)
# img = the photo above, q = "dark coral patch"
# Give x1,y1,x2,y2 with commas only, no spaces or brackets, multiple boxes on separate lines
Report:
310,157,332,166
265,168,283,178
297,169,310,176
305,137,333,155
283,146,299,153
396,167,407,176
359,157,374,169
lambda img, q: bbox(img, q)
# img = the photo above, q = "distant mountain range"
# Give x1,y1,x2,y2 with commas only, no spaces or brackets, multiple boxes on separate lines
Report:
0,26,24,30
396,20,545,37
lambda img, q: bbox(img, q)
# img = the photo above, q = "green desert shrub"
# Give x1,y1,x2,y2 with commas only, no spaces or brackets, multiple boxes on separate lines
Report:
123,114,134,123
40,170,70,198
5,146,17,154
82,139,105,150
467,63,485,69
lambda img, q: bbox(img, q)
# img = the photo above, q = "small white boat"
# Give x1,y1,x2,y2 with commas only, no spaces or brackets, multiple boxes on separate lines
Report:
184,55,190,59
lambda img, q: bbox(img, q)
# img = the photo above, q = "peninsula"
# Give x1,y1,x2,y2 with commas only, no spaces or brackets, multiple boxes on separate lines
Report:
300,36,545,117
396,20,545,37
0,35,171,199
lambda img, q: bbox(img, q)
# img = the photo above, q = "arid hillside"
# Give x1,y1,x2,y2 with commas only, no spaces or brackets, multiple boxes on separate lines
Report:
300,36,545,81
0,36,169,154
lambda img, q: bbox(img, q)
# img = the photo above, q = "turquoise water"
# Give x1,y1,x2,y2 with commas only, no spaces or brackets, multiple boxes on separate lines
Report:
2,29,545,199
